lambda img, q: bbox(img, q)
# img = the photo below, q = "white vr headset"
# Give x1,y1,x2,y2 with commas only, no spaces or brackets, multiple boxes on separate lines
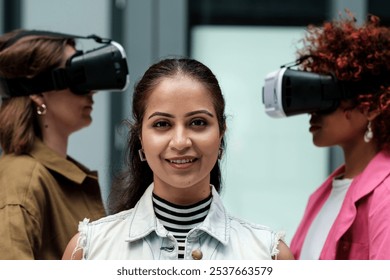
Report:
262,59,385,118
262,67,341,118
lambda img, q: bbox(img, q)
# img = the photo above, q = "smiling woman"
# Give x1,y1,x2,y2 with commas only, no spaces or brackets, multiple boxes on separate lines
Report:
141,76,222,205
62,57,294,260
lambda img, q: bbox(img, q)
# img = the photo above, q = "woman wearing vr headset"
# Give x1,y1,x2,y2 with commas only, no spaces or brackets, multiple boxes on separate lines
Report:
62,57,293,260
0,30,106,259
289,13,390,259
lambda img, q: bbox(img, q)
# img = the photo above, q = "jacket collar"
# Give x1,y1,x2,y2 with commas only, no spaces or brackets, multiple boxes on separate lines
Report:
126,183,230,245
321,150,390,258
349,151,390,201
28,138,97,184
313,150,390,210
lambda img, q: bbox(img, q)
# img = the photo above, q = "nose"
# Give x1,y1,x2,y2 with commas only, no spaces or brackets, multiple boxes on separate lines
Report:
169,126,192,151
85,92,94,103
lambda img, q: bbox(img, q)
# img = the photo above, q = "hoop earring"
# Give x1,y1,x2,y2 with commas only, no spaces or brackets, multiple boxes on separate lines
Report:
138,149,147,162
364,121,373,143
37,104,47,115
218,147,224,160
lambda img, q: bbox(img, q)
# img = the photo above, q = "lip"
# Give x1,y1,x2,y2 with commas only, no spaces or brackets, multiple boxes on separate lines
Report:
309,124,321,132
166,157,198,169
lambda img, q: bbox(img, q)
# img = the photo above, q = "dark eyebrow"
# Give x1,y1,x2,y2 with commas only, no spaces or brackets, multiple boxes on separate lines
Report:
148,110,214,120
185,110,214,118
148,112,173,119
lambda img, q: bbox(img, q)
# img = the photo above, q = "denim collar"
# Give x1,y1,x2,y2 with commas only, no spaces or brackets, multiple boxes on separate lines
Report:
126,183,230,245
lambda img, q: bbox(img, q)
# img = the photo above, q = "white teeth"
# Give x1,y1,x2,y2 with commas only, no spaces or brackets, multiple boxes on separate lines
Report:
169,159,194,164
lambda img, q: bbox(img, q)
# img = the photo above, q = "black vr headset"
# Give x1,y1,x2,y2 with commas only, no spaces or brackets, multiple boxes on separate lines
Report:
262,58,385,118
0,30,129,98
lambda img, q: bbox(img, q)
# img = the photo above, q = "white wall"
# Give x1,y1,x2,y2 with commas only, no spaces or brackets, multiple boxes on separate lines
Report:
192,26,328,243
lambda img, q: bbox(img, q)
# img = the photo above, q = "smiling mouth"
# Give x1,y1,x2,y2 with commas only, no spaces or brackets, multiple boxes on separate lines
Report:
167,158,197,164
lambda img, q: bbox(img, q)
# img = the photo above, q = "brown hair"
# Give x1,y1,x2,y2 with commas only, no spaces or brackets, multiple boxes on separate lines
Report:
0,29,75,154
298,13,390,151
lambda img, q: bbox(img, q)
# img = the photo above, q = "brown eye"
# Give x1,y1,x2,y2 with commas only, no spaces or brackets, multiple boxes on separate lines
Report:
190,119,207,126
153,121,170,128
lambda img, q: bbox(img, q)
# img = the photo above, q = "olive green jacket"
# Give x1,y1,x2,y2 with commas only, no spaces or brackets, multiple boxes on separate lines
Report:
0,139,106,259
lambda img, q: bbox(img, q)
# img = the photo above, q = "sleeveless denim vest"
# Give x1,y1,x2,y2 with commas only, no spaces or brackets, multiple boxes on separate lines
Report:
76,184,284,260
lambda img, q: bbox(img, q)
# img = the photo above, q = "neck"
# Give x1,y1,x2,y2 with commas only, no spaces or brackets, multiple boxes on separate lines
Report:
341,141,378,179
41,129,69,158
39,118,70,158
152,178,212,206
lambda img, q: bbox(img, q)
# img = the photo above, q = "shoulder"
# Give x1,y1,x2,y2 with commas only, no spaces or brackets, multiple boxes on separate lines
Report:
227,214,292,259
81,209,135,234
227,214,275,242
274,240,295,260
62,233,82,260
0,152,41,169
0,154,51,204
228,214,274,232
73,210,135,259
0,153,49,179
366,176,390,210
357,154,390,201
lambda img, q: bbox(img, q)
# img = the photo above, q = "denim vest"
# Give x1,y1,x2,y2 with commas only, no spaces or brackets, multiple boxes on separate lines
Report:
77,184,283,260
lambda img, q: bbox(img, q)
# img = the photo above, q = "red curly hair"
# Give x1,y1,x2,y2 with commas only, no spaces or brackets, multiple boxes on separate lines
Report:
298,12,390,152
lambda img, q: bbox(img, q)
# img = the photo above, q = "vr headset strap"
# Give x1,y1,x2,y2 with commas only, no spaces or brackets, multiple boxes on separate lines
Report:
3,30,111,49
2,69,70,97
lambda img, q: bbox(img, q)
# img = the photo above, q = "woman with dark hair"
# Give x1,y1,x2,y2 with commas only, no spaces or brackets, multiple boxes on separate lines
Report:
290,13,390,259
63,58,293,260
0,30,105,259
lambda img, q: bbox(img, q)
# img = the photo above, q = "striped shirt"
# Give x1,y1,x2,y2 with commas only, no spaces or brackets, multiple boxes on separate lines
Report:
152,192,212,259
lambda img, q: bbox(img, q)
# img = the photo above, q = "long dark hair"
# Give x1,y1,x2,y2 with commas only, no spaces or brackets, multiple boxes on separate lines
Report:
108,58,226,214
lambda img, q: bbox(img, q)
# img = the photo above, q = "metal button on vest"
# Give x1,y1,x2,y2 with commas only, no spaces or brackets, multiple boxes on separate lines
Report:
191,249,203,260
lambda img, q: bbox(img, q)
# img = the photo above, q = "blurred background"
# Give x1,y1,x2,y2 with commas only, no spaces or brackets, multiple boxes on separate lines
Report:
1,0,388,244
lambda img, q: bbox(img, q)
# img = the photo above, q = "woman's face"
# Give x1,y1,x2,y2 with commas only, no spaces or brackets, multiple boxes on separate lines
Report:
309,101,367,148
40,45,94,136
141,75,222,203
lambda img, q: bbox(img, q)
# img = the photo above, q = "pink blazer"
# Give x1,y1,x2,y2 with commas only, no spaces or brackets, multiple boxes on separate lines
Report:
290,151,390,259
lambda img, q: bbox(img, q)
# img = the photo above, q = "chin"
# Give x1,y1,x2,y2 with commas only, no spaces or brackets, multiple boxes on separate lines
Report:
83,117,93,126
75,120,92,131
312,140,330,147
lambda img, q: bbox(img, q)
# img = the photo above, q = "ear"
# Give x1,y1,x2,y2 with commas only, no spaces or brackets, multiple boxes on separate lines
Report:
29,94,45,106
364,108,381,122
220,123,226,138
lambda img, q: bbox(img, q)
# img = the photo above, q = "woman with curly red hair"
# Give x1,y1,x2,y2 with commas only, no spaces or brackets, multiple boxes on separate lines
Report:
290,13,390,259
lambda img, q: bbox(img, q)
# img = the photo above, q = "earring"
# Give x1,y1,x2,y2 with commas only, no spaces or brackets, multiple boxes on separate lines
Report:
37,104,47,115
218,147,224,160
138,149,147,162
364,121,373,143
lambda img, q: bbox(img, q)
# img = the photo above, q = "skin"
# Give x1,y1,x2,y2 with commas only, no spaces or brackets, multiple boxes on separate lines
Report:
140,75,222,205
309,101,379,178
29,45,94,158
62,73,294,260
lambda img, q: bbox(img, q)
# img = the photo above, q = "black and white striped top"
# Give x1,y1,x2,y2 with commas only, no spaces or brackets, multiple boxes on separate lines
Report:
152,192,212,259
